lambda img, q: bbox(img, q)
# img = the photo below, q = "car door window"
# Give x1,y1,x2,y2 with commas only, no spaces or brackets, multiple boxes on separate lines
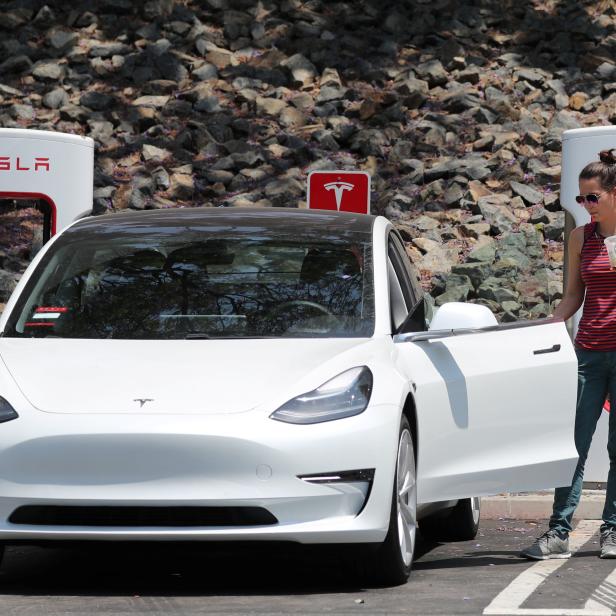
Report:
388,257,408,331
388,233,427,333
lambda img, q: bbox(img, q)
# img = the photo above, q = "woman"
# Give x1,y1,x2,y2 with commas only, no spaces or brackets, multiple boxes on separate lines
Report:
521,149,616,560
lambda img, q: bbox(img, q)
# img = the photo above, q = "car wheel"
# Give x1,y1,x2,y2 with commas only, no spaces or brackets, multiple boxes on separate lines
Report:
356,416,417,586
0,544,4,569
420,496,481,542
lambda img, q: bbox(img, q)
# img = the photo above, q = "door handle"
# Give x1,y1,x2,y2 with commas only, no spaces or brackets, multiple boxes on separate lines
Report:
533,344,561,355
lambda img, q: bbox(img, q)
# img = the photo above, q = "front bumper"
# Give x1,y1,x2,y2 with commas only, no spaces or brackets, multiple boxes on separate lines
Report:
0,404,399,544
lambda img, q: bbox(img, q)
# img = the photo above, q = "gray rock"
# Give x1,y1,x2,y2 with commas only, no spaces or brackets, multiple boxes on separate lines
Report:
127,188,147,210
47,28,78,50
59,103,89,121
435,285,470,306
195,97,222,112
544,217,565,241
514,68,545,87
477,277,520,303
264,176,303,203
256,96,287,116
87,120,114,141
170,173,194,199
0,271,19,303
316,84,348,103
43,87,69,109
443,184,464,207
89,41,132,58
457,67,481,84
399,159,424,183
501,300,521,314
475,196,517,233
597,62,616,81
10,104,35,121
142,144,171,161
529,206,551,224
282,53,317,86
416,59,448,87
468,241,496,263
32,61,65,81
132,95,169,108
0,55,32,75
81,91,114,110
192,63,218,81
529,303,550,319
545,110,582,151
395,78,429,108
205,169,233,185
451,262,491,288
510,180,543,204
280,106,306,128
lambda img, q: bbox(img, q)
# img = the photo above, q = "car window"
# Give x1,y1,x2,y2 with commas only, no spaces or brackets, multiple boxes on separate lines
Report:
388,233,428,333
388,257,408,331
389,233,423,305
5,232,375,340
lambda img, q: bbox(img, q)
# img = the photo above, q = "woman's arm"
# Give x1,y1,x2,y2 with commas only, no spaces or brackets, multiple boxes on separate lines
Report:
552,226,585,321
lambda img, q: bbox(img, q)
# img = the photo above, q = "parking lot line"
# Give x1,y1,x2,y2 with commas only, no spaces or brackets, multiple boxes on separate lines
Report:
585,565,616,612
483,520,606,615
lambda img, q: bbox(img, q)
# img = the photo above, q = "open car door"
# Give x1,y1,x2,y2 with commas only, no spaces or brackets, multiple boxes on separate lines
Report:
395,318,578,504
0,128,94,242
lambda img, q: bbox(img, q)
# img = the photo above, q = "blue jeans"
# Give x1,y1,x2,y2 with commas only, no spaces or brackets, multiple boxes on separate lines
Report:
550,348,616,535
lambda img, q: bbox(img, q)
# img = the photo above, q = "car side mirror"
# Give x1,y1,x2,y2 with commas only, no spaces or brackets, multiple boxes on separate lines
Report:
428,302,497,331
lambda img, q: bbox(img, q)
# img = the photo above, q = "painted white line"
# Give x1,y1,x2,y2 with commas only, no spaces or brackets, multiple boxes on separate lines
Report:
483,610,610,615
585,565,616,612
483,520,603,615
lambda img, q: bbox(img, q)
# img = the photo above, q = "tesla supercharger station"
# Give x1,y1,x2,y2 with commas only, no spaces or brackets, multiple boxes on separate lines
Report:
0,128,94,240
562,126,616,484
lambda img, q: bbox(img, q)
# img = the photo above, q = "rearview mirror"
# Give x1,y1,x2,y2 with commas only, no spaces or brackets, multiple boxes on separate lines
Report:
428,302,497,331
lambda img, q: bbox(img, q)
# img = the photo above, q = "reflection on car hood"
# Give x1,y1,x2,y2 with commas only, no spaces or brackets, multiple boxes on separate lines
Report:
0,338,368,414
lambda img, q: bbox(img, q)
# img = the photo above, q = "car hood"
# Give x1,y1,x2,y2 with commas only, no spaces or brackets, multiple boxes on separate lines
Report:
0,338,373,414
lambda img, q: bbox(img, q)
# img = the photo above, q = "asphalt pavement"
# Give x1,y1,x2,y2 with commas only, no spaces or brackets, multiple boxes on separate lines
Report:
0,519,614,615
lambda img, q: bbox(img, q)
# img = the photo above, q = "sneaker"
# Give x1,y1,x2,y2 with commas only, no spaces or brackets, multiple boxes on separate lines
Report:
600,528,616,558
520,529,571,560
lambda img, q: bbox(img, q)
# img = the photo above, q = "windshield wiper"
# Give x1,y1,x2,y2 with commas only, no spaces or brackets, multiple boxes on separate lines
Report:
184,333,211,339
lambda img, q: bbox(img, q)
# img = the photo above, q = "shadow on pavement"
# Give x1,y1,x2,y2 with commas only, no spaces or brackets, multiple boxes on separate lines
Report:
0,539,422,596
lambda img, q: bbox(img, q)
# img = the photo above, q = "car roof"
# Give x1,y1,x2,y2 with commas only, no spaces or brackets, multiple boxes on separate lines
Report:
70,207,376,237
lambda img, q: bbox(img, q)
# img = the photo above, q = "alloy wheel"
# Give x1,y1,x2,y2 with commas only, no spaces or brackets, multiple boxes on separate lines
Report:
396,428,417,567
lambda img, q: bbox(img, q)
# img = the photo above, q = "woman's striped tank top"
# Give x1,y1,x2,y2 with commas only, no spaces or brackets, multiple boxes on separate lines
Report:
575,222,616,351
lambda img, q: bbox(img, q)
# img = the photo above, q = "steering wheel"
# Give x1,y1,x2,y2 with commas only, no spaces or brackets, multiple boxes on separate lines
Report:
269,300,334,317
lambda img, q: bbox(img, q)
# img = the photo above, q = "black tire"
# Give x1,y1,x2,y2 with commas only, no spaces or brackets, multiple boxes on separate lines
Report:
356,416,417,586
0,544,4,570
420,496,481,542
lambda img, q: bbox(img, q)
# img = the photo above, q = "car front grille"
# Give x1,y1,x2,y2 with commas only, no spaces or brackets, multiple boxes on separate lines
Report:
8,505,278,527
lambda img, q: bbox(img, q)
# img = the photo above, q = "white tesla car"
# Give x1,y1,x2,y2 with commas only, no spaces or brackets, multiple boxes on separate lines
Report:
0,207,577,585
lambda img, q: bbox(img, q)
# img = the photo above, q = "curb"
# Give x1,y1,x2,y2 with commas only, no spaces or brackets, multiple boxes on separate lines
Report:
481,490,606,520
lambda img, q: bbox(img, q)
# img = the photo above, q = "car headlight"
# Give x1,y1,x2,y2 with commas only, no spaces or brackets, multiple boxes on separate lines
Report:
0,396,18,423
270,366,373,425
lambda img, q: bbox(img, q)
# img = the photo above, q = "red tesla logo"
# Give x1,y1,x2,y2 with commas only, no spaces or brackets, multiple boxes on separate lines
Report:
307,171,371,214
0,157,50,171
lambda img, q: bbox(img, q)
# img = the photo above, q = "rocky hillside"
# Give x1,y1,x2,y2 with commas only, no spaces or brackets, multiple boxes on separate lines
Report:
1,0,616,319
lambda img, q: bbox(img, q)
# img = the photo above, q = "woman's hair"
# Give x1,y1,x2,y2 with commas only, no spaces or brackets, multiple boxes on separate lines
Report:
579,149,616,189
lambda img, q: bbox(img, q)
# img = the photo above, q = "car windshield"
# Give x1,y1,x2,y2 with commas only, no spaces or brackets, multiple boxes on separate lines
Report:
4,223,374,340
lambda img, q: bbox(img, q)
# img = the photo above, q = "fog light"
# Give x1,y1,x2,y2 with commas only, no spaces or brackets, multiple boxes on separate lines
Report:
298,469,375,515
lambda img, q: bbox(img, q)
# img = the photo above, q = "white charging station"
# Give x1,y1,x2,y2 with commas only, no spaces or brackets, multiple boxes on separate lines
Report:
0,128,94,238
562,126,616,484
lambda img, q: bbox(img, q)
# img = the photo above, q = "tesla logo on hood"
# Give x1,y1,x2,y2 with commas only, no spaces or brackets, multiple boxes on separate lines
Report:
0,156,50,171
133,398,154,407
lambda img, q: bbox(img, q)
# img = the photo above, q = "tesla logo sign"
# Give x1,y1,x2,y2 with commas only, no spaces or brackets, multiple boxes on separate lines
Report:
0,156,50,171
307,170,370,214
